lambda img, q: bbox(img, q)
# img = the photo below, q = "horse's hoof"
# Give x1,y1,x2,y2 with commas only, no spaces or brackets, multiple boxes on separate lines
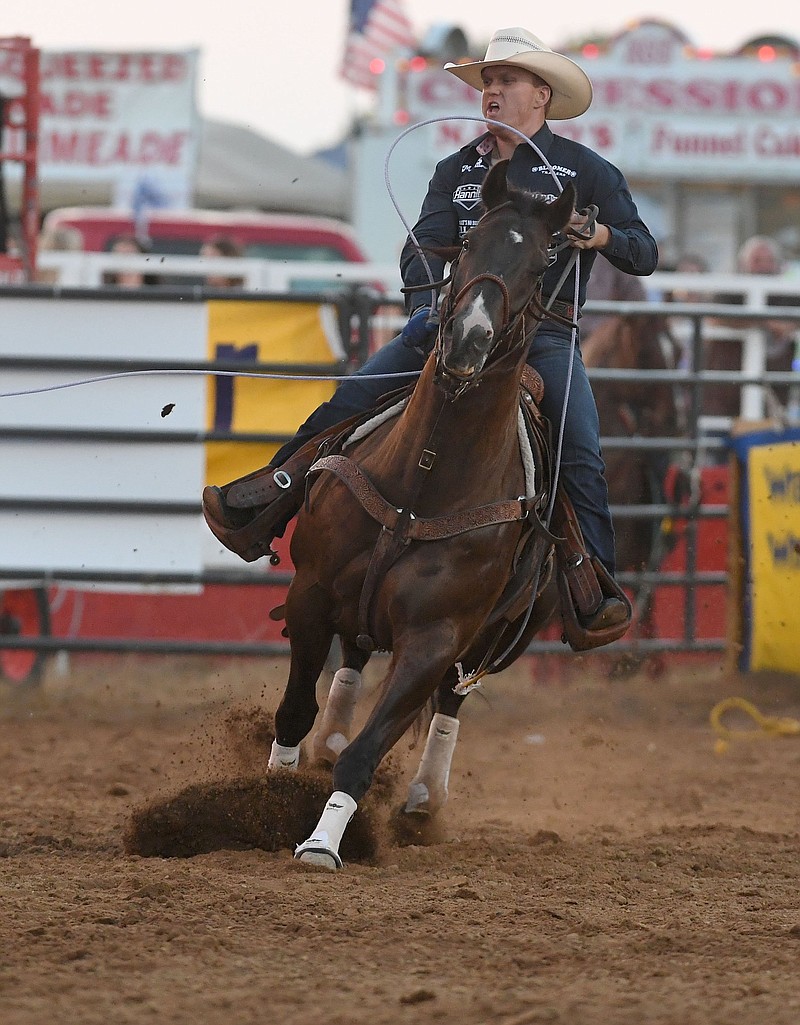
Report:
404,781,446,817
392,801,445,848
403,806,431,822
294,841,343,871
404,781,431,815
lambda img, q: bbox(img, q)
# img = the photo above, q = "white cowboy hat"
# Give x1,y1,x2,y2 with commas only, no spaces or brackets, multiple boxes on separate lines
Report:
444,27,592,120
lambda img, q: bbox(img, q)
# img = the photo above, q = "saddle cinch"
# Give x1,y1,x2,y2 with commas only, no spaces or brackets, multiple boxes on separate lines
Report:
202,370,631,652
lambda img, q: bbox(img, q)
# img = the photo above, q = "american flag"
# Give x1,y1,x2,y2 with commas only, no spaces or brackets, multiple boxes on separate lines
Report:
340,0,417,89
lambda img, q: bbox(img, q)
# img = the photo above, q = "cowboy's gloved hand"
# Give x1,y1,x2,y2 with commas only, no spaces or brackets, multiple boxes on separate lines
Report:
401,306,438,353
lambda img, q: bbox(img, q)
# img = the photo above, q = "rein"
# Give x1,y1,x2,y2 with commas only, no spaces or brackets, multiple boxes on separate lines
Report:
312,181,598,661
308,372,554,655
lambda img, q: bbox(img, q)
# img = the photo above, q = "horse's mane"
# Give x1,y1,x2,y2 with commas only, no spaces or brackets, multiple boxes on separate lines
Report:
494,182,561,221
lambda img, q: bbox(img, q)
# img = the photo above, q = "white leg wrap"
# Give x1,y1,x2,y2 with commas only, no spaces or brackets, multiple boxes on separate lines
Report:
404,713,460,815
295,791,357,870
267,740,300,771
310,667,363,765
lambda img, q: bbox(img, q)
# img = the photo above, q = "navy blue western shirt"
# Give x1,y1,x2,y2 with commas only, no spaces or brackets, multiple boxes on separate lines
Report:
399,123,658,316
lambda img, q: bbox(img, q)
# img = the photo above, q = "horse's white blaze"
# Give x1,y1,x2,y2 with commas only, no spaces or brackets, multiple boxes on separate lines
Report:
267,740,300,771
404,713,460,815
509,229,524,244
458,291,493,339
295,791,357,870
310,666,363,765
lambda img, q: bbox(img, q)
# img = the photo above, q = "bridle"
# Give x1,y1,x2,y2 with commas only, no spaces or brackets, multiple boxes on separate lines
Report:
400,197,598,398
430,214,553,394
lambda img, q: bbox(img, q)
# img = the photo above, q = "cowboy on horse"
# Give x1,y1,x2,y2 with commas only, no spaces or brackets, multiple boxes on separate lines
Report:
203,26,659,645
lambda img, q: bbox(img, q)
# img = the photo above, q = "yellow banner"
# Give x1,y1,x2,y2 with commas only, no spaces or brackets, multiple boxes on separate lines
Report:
205,300,340,485
745,435,800,673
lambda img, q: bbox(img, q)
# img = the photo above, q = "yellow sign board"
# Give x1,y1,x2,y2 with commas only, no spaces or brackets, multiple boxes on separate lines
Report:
205,300,341,485
731,427,800,674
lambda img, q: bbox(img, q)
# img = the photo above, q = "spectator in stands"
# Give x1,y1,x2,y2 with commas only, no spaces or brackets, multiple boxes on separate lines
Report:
200,235,244,288
36,226,83,284
737,236,783,276
705,235,798,422
103,234,158,288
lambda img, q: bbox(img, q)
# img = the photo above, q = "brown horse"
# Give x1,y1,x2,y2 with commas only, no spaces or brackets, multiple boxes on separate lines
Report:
581,312,682,670
267,163,576,868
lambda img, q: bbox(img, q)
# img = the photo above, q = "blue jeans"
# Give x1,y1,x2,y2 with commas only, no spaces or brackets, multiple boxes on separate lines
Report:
273,326,616,574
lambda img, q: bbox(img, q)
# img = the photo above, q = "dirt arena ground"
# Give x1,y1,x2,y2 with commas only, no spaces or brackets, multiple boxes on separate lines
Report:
2,652,800,1025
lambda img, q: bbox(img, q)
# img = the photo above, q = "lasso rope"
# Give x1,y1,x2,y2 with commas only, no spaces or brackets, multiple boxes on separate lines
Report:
709,696,800,755
383,115,569,297
0,368,420,400
3,115,582,410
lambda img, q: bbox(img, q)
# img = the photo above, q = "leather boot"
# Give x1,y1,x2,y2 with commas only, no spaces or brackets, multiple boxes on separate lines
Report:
578,595,630,631
202,410,368,563
551,488,632,650
203,465,306,564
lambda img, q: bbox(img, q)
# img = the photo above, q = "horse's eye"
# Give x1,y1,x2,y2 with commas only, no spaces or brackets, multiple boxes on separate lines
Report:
462,239,470,251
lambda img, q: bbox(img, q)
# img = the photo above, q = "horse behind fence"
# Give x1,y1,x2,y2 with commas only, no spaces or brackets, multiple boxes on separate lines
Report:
582,312,684,671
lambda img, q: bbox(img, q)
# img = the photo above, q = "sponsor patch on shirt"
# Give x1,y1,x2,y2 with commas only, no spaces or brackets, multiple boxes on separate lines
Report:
530,163,577,178
453,183,482,210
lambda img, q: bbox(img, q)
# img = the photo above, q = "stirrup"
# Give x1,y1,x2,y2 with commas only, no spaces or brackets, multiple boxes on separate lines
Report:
558,557,632,651
202,483,296,564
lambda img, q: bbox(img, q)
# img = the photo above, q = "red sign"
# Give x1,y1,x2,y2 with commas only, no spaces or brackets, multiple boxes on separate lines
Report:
0,48,198,204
